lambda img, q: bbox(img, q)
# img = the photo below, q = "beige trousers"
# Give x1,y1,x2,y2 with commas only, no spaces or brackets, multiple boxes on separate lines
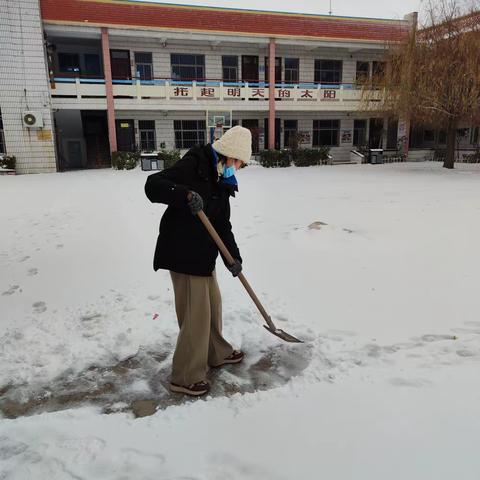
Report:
169,270,234,386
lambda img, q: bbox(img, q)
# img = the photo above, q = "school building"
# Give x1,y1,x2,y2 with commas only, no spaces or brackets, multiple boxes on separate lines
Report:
3,0,468,174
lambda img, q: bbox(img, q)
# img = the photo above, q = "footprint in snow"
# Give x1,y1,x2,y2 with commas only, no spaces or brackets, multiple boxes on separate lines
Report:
2,285,20,296
27,268,38,276
32,301,47,314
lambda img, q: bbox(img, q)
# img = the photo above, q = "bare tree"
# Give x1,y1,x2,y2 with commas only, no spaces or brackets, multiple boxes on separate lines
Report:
363,0,480,168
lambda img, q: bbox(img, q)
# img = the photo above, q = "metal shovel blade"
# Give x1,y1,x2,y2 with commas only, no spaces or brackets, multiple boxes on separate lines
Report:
263,325,304,343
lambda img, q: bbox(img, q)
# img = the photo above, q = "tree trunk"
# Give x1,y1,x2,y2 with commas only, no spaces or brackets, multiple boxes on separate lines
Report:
443,122,457,169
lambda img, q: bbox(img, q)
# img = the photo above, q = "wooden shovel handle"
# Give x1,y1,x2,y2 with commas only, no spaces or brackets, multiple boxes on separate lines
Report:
197,210,277,332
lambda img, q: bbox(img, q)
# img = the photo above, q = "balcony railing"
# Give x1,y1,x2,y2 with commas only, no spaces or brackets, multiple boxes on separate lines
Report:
51,77,382,103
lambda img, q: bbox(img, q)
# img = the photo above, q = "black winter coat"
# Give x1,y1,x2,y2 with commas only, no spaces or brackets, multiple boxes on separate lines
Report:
144,144,241,276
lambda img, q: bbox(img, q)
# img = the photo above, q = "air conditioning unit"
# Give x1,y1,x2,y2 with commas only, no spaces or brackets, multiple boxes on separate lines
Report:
22,111,44,128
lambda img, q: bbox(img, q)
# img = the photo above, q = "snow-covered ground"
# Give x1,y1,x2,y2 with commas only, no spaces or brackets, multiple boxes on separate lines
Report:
1,162,480,479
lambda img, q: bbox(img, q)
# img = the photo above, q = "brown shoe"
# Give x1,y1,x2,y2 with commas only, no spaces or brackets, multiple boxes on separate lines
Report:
211,350,245,368
170,380,210,396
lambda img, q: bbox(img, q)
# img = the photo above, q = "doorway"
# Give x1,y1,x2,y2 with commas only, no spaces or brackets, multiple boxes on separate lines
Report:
110,50,132,80
242,56,259,83
54,110,110,170
115,119,136,152
264,118,281,150
82,111,110,167
369,118,384,148
242,119,260,153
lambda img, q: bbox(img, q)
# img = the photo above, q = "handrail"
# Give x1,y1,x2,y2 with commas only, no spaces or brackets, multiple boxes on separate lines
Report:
52,76,374,89
51,77,382,104
350,149,365,158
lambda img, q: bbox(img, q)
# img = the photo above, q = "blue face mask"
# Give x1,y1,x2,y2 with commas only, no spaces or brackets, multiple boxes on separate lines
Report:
223,165,236,178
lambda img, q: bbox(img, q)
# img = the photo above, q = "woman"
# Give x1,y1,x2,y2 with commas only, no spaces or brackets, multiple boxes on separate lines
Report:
144,125,252,396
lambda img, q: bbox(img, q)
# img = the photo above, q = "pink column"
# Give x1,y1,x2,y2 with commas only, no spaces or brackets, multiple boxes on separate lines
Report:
268,38,276,150
101,27,117,153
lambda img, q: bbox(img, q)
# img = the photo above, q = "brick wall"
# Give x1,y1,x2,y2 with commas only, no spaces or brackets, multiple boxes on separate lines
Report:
0,0,57,174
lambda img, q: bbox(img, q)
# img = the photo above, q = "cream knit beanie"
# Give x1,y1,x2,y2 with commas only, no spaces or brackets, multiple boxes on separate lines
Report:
212,125,252,163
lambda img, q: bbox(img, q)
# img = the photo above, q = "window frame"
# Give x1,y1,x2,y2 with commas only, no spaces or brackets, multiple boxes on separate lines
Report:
372,61,386,84
284,119,298,148
356,61,370,84
138,120,156,151
353,119,368,147
83,53,101,77
470,126,479,145
314,60,343,86
0,112,5,154
222,55,238,82
313,119,340,147
284,58,299,84
171,54,205,82
58,52,81,74
386,118,399,150
174,120,206,149
134,52,154,81
423,129,436,143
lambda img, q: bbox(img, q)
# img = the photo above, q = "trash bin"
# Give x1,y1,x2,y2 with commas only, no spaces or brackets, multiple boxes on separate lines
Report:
141,152,164,171
369,148,384,164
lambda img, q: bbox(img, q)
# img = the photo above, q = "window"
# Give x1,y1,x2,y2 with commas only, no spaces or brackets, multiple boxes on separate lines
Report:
372,61,386,84
171,54,205,81
222,56,238,82
139,120,156,151
265,57,282,83
438,130,447,144
285,58,299,84
470,126,479,145
284,120,298,148
84,54,101,76
314,60,342,85
313,120,340,147
387,119,398,150
174,120,206,149
423,129,435,142
135,52,153,81
356,61,370,83
0,110,5,154
353,119,367,147
58,53,80,73
224,119,239,133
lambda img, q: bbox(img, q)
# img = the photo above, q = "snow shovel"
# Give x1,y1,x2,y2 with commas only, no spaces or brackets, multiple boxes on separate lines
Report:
197,210,303,343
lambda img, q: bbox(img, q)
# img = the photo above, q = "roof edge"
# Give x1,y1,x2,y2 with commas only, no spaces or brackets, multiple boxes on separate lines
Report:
43,19,399,43
82,0,411,24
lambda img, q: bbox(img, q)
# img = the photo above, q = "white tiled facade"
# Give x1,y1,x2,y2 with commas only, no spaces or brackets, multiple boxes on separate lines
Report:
0,0,56,174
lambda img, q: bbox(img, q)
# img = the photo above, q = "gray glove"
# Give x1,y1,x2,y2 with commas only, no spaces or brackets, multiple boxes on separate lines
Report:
228,259,242,277
187,191,203,215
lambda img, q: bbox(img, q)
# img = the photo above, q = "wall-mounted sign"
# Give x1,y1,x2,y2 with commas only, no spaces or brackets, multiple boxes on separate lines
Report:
37,129,52,141
298,131,311,144
120,123,130,128
341,130,352,143
397,119,408,137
